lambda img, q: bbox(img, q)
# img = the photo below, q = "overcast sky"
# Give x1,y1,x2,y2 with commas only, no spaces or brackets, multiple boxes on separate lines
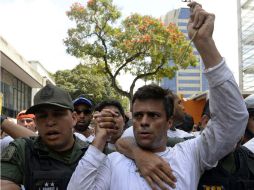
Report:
0,0,238,89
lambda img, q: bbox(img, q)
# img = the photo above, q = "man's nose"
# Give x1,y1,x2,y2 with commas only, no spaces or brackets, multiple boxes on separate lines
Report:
140,115,149,127
79,112,86,118
23,122,29,127
21,120,29,126
46,115,56,126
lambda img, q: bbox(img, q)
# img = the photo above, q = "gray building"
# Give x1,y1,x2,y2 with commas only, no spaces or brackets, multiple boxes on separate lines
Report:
238,0,254,94
0,36,54,118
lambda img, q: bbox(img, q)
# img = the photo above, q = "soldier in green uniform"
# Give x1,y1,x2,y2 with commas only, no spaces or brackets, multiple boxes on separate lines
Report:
0,83,89,190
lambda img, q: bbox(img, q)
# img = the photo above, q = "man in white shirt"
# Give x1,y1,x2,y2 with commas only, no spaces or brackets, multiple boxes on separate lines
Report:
67,2,249,190
122,93,194,139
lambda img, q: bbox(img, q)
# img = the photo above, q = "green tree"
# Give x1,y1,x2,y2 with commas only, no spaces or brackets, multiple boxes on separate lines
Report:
65,0,197,101
53,63,125,106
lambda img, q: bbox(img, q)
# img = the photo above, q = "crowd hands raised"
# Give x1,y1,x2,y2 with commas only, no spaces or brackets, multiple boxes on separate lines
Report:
1,2,254,190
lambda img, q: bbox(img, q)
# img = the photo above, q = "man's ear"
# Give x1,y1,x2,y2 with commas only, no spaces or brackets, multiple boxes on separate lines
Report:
167,118,173,130
72,111,78,127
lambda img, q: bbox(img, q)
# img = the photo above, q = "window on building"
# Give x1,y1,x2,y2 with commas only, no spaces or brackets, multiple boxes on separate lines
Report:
178,87,200,91
179,8,190,19
179,80,200,84
178,72,200,77
181,29,188,34
1,69,32,117
178,22,188,26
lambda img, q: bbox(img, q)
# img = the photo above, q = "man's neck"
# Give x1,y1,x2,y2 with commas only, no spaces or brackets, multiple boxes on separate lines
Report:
141,145,167,153
46,136,75,153
152,147,167,153
81,129,92,138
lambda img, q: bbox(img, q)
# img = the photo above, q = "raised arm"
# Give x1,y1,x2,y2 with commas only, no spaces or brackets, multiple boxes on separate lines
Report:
187,2,249,169
116,136,176,189
1,118,37,139
67,109,118,190
188,2,222,68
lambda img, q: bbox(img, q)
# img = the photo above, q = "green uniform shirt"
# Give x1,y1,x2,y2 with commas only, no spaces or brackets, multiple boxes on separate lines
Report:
1,136,89,185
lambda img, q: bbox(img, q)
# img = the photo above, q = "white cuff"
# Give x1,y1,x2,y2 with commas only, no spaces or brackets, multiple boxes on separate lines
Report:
204,58,234,88
204,58,225,73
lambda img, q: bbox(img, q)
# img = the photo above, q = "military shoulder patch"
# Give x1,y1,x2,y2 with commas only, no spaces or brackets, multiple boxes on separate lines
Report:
1,145,16,161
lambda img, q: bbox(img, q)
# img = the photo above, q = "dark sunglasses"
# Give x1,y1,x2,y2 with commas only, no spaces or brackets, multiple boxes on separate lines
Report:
75,109,92,115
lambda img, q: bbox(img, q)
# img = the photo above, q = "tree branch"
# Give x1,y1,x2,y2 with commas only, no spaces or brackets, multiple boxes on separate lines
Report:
113,51,144,78
129,62,164,99
95,21,131,100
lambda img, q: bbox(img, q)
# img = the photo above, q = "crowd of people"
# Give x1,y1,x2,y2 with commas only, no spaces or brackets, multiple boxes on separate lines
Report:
1,2,254,190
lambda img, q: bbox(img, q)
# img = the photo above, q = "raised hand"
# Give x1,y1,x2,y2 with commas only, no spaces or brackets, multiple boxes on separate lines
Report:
187,1,222,69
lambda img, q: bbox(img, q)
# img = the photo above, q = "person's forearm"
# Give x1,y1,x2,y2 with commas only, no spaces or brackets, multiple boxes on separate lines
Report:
92,134,108,152
1,119,37,139
0,180,20,190
115,137,142,159
194,38,222,69
67,146,110,190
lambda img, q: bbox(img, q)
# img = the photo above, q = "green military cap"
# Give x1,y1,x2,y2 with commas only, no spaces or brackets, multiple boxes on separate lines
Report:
26,83,74,114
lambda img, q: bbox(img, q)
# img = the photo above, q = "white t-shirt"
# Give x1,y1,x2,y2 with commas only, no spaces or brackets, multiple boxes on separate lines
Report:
167,128,194,138
243,137,254,153
68,139,210,190
192,131,202,137
74,132,94,143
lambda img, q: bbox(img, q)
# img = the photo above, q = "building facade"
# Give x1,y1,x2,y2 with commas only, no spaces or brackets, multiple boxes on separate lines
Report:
238,0,254,94
160,8,209,98
0,36,54,118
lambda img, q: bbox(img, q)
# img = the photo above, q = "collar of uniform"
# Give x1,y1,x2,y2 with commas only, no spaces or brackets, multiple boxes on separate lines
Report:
74,135,90,150
32,136,89,164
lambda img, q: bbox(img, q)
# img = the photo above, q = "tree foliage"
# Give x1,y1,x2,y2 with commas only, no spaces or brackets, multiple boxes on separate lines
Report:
53,63,126,107
65,0,197,101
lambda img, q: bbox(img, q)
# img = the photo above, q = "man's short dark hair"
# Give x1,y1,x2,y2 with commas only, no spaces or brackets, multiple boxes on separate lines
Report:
95,100,125,118
132,84,174,120
176,113,194,133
